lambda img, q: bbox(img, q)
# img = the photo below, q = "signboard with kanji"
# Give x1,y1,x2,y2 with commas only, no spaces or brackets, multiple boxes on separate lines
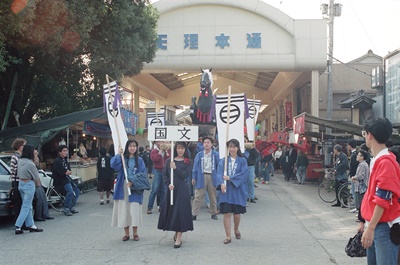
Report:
148,126,198,142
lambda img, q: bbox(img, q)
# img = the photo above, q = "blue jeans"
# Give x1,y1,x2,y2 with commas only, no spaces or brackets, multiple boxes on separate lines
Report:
64,183,80,211
147,169,164,209
15,181,35,228
367,222,399,265
262,162,273,181
296,166,307,184
247,165,255,199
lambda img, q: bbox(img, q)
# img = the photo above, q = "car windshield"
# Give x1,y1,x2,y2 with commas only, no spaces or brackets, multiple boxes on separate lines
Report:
0,156,12,167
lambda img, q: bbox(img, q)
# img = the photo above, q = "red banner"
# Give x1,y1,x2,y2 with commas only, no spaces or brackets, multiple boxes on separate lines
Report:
285,102,293,129
295,137,309,151
269,132,289,145
294,114,305,134
255,140,278,156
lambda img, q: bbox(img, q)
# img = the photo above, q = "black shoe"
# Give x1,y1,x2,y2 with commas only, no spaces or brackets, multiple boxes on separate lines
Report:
192,215,197,220
63,210,73,216
70,208,79,214
45,216,54,220
211,214,218,220
331,203,341,207
254,197,258,200
174,242,182,248
15,229,23,235
249,199,256,203
29,227,43,232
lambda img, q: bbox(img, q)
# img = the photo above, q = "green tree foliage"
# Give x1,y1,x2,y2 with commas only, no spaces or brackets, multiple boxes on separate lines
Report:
0,0,158,127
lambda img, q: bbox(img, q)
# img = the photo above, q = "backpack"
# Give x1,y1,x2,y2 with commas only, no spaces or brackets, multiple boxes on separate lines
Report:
140,152,149,167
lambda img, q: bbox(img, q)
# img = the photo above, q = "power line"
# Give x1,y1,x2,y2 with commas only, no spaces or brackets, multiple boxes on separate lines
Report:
348,1,379,54
330,54,372,77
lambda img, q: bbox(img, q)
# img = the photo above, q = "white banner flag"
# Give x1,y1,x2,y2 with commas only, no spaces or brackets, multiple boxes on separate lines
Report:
146,112,165,127
215,93,247,159
103,81,128,155
246,99,261,141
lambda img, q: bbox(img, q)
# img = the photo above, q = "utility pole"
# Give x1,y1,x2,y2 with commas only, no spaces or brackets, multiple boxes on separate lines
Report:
321,1,342,165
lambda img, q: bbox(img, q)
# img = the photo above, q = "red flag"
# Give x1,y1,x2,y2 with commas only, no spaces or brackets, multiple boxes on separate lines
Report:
255,140,278,156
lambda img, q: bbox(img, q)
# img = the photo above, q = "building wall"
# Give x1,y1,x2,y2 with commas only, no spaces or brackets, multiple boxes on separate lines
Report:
318,52,382,124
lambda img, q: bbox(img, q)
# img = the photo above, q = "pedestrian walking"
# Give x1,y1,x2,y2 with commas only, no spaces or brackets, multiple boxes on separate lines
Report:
15,144,43,234
97,147,113,205
158,142,193,248
111,140,147,242
217,139,248,244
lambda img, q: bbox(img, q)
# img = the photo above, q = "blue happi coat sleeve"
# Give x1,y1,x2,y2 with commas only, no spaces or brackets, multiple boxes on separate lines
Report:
192,152,204,188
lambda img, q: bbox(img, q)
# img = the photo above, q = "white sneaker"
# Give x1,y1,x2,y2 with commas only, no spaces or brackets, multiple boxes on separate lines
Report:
348,208,357,213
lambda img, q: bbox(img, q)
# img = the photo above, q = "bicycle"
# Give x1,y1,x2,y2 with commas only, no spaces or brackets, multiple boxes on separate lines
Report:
45,177,65,212
318,169,353,207
338,180,354,208
318,169,336,203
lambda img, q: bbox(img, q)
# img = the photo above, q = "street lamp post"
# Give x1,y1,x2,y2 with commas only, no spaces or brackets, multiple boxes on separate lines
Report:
321,0,342,165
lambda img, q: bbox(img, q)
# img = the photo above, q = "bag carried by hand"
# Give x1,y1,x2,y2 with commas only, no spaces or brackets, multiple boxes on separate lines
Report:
345,231,366,257
358,181,367,194
390,222,400,245
129,173,151,195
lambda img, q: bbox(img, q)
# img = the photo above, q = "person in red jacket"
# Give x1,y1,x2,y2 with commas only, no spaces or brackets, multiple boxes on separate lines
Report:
360,117,400,265
147,141,170,214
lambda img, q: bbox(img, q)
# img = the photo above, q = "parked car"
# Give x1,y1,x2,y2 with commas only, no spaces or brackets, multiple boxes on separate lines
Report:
0,157,13,217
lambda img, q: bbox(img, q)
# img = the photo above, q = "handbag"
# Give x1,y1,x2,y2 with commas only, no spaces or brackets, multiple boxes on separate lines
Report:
129,173,151,194
345,231,366,257
358,180,367,194
390,222,400,245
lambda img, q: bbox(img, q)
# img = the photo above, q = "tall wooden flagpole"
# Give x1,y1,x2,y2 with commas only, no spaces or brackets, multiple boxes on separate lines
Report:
106,75,131,196
223,86,232,188
253,95,256,141
170,141,174,205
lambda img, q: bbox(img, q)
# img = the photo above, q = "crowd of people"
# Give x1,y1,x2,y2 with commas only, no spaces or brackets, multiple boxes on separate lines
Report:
9,117,400,263
10,139,82,235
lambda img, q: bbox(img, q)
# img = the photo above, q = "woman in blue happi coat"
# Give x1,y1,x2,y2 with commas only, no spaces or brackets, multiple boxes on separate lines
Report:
217,139,248,244
111,139,147,242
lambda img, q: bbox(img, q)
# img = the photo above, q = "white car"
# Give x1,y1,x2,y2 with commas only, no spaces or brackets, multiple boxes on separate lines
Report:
0,158,13,217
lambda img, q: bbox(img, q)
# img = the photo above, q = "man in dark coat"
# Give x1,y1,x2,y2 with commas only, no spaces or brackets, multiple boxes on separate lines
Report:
52,145,80,216
288,144,298,180
331,144,349,207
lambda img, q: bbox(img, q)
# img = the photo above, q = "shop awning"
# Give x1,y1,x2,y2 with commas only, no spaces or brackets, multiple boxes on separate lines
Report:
0,108,106,152
294,112,363,137
294,112,400,144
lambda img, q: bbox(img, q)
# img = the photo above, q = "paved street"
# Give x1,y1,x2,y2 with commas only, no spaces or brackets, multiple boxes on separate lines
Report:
0,174,366,265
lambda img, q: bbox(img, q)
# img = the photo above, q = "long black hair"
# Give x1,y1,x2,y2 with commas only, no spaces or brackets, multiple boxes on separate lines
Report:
124,140,139,168
174,141,190,159
226,139,244,157
21,144,35,160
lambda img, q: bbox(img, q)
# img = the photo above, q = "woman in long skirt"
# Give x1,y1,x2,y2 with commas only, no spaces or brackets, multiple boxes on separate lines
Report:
217,139,248,244
158,141,193,248
111,140,147,241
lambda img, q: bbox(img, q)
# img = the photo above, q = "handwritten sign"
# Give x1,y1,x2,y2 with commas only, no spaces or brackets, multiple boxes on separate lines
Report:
148,126,198,142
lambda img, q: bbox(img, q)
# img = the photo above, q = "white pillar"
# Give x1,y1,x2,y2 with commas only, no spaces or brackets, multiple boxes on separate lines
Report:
311,70,320,133
134,86,140,115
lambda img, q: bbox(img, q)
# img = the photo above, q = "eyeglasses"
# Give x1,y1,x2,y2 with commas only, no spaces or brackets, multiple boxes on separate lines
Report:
361,130,367,138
